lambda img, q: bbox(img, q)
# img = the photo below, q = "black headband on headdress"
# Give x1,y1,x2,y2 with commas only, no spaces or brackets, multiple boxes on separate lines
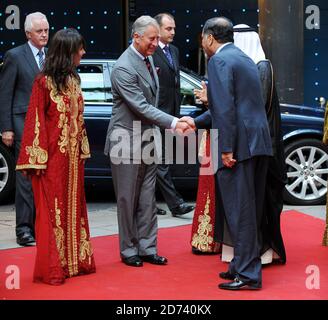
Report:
233,27,256,33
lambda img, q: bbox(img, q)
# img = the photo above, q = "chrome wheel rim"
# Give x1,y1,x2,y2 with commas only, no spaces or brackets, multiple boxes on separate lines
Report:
0,152,9,192
286,146,328,201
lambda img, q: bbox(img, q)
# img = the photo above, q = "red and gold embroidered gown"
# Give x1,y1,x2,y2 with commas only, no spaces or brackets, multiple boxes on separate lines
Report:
16,75,96,285
191,131,220,253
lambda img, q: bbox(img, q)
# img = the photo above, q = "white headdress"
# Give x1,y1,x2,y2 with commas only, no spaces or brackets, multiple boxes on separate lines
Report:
233,24,266,63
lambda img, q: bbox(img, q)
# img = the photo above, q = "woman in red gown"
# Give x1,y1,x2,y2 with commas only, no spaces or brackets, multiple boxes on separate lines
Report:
16,28,96,285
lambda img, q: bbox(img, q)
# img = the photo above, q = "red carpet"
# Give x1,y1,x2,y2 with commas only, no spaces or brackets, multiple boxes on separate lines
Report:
0,210,327,300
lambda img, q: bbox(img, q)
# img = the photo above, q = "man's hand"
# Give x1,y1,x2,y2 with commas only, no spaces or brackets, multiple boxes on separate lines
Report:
194,81,208,106
180,116,196,131
175,117,196,135
2,131,14,147
222,152,236,168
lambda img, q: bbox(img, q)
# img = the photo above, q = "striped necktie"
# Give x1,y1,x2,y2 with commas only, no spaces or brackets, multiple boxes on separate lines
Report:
38,50,45,70
144,57,155,83
144,57,151,73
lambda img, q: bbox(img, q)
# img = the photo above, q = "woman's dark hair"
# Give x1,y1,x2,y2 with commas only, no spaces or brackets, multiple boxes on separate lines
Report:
203,17,234,43
43,28,86,91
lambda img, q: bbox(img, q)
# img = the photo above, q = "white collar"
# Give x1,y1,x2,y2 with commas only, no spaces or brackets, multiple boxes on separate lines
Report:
159,41,168,50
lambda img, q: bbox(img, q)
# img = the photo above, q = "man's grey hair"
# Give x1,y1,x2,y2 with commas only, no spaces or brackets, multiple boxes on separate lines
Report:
24,12,48,32
131,15,159,38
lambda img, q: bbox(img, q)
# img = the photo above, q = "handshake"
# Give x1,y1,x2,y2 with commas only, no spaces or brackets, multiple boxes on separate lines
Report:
175,116,196,135
173,81,209,135
174,81,209,135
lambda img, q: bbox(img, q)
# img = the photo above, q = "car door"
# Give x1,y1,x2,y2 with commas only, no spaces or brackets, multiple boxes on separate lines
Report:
169,70,205,181
78,61,113,181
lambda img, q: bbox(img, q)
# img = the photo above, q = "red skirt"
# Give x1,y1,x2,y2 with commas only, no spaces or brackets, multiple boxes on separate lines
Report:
190,133,220,253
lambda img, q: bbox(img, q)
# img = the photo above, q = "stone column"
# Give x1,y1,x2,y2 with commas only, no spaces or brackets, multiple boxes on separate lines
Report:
258,0,304,104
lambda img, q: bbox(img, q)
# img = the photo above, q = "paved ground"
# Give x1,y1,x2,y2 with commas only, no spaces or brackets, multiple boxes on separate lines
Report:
0,198,326,250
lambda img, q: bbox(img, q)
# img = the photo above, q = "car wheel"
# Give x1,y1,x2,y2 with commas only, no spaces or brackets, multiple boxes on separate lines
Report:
283,138,328,205
0,143,15,203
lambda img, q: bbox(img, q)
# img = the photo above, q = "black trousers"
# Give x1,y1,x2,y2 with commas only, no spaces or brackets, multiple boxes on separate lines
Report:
215,156,269,284
156,130,184,210
156,163,184,210
14,113,35,237
15,139,35,237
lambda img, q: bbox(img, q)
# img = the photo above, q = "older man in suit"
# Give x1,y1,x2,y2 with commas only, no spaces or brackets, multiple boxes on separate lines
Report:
152,13,194,217
0,12,49,246
104,16,190,267
184,17,273,290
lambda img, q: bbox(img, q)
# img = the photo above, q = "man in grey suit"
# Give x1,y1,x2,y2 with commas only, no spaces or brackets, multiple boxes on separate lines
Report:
104,16,191,267
0,12,49,246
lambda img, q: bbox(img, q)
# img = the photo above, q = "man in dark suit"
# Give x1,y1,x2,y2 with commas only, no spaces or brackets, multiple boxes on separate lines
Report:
0,12,49,246
104,16,191,267
152,13,194,217
184,17,273,290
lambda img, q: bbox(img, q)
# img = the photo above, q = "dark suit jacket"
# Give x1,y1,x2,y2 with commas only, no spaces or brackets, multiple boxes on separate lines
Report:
0,43,41,134
152,44,180,117
195,43,273,170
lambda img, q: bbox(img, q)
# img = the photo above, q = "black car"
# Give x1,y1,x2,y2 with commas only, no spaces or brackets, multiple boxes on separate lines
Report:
0,59,327,205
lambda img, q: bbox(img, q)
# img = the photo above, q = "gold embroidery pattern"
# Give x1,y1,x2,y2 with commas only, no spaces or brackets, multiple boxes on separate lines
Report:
47,77,83,154
25,108,48,165
80,127,90,158
67,142,80,277
47,77,69,154
53,198,67,267
191,192,215,252
323,226,328,246
16,164,47,170
79,218,93,264
47,76,88,276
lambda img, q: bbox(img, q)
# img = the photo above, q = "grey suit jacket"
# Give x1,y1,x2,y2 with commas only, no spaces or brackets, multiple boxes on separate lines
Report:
104,46,175,162
0,43,41,133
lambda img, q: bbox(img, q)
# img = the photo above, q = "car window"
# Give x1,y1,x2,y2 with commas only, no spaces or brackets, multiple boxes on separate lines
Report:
180,72,201,107
78,64,112,104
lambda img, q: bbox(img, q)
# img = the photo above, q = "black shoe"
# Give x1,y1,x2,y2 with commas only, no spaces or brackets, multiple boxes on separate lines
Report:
122,255,143,267
140,254,168,265
16,233,35,246
219,271,236,280
218,278,262,290
171,203,195,217
156,207,167,215
192,247,219,255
